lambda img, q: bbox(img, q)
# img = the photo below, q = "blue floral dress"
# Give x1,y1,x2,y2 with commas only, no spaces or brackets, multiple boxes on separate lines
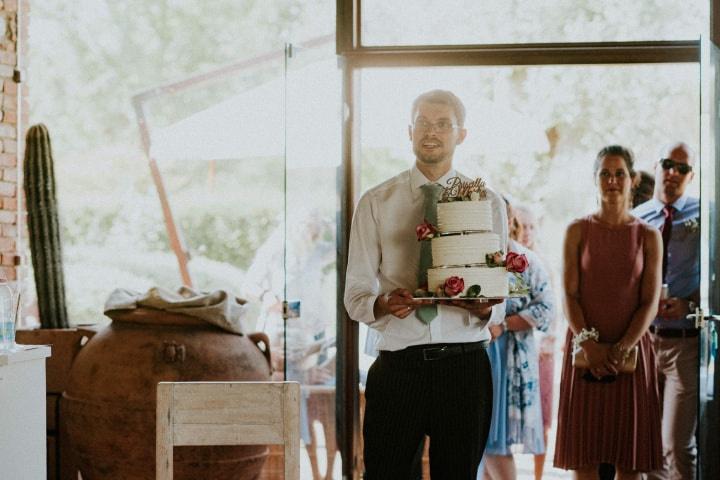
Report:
484,240,555,456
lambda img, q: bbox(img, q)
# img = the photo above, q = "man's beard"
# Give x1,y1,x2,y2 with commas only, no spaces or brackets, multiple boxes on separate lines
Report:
414,144,452,165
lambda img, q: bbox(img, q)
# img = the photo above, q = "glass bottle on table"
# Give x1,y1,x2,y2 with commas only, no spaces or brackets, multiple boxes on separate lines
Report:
0,281,15,351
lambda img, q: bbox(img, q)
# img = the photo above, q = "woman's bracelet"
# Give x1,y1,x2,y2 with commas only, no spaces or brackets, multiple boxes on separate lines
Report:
612,341,631,359
572,327,599,353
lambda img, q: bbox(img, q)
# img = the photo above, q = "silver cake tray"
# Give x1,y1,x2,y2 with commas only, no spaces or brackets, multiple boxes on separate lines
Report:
437,229,492,236
412,293,526,302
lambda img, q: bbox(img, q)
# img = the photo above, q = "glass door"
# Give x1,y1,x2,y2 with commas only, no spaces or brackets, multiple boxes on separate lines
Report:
698,33,720,480
351,63,700,479
283,41,343,479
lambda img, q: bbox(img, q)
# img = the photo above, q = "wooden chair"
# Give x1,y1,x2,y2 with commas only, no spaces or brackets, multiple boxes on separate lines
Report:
156,381,300,480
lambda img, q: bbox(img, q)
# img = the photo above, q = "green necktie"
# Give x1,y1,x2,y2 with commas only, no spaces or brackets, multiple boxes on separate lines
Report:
416,183,443,324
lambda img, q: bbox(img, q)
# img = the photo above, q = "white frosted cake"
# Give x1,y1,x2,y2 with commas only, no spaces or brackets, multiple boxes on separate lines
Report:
426,195,509,297
431,231,500,266
436,201,493,232
428,266,508,297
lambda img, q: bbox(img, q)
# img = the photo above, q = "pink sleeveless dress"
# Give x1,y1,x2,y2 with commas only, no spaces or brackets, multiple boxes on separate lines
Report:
553,215,662,472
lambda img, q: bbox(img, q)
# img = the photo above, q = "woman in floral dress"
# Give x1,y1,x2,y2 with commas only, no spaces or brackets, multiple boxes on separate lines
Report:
481,201,556,479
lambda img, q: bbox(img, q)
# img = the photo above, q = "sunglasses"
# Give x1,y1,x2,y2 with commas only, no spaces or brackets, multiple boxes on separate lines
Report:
660,158,692,175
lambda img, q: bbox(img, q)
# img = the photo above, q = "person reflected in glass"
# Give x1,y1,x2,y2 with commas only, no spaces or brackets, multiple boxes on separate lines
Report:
242,209,337,454
481,199,555,480
554,145,663,479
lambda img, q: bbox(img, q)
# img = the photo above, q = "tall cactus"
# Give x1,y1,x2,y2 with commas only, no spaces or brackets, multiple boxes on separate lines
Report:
23,124,68,328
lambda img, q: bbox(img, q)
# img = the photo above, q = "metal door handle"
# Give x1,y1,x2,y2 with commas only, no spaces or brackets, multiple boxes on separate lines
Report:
686,310,720,329
686,307,705,329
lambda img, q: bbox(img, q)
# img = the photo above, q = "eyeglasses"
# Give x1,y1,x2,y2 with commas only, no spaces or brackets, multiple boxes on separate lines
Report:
412,119,459,134
660,158,692,175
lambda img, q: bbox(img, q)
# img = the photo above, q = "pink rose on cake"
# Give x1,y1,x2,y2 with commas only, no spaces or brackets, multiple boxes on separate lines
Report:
505,252,529,273
443,276,465,297
415,219,438,241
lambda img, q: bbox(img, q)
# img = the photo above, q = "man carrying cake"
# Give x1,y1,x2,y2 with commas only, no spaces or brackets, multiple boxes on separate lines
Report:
344,89,508,479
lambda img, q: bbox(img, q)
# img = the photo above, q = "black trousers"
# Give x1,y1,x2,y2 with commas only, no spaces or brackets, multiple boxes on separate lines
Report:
363,342,493,480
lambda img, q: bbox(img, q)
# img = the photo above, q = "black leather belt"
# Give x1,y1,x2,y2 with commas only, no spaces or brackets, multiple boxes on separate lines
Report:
380,341,489,362
649,325,699,338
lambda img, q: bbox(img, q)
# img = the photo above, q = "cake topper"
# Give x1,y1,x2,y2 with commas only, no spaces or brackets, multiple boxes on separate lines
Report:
440,176,487,202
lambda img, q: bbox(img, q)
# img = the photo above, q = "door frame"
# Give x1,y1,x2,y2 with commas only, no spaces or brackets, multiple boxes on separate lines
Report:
335,1,704,478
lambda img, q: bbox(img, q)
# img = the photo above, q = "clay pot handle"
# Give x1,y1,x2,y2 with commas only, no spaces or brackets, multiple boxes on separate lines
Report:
247,332,272,370
162,341,186,363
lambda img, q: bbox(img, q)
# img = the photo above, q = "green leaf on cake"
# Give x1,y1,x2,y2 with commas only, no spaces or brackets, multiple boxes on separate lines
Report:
465,284,482,298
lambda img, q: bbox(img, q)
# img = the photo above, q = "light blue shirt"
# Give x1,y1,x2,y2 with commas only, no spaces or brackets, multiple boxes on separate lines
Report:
632,194,700,328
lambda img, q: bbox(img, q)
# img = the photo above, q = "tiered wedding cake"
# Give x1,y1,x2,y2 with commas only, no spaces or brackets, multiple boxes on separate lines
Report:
417,177,524,298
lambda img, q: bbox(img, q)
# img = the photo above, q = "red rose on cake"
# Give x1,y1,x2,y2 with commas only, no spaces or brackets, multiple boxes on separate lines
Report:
415,219,438,241
505,252,529,273
443,276,465,297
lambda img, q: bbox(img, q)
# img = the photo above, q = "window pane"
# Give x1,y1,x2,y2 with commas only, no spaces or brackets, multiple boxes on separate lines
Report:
29,2,341,478
361,0,707,46
28,0,334,327
357,63,699,477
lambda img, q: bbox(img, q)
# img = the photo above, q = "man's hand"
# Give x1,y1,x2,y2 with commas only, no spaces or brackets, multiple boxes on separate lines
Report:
374,288,428,319
658,297,690,319
437,298,503,319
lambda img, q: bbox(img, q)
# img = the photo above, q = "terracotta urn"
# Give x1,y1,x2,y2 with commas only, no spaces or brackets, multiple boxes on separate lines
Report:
62,309,272,479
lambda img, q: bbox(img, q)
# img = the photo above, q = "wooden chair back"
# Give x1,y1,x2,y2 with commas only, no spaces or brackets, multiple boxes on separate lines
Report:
156,381,300,479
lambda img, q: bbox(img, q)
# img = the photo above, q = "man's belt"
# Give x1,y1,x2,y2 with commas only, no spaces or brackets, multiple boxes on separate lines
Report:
649,325,699,338
380,341,489,362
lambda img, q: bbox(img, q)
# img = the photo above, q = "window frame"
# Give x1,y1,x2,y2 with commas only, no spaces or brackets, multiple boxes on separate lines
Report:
335,1,703,478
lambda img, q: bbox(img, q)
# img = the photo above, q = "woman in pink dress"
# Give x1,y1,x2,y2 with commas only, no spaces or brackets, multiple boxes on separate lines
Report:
554,145,663,479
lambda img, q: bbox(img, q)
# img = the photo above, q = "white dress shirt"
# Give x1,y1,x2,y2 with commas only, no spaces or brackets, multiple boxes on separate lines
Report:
345,165,508,352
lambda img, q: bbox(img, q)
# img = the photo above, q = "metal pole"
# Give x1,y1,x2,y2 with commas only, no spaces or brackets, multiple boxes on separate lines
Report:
132,99,193,287
282,42,292,380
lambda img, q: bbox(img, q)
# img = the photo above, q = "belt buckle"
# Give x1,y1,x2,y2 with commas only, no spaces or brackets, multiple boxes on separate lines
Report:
423,346,447,361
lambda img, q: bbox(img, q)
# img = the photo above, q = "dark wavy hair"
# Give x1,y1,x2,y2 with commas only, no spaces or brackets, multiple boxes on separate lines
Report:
593,145,636,178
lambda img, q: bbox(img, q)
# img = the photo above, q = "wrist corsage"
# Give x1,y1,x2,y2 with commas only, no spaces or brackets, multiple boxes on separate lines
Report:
572,327,599,353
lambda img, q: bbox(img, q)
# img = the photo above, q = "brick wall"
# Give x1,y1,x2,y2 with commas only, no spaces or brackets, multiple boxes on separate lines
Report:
0,0,27,282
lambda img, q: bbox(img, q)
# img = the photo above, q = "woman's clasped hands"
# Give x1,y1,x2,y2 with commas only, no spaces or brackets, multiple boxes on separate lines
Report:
580,340,619,379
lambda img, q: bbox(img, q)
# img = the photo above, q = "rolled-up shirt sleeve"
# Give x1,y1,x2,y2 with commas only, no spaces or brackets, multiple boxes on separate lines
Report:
344,192,390,330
